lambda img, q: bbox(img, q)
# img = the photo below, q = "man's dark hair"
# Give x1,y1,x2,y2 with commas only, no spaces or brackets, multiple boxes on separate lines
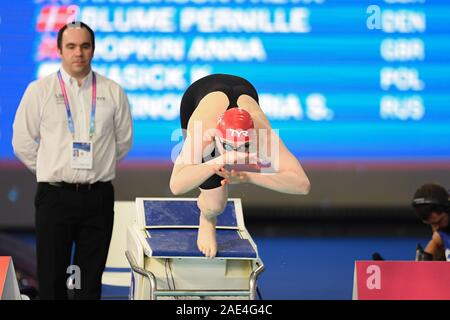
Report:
413,183,449,220
57,21,95,51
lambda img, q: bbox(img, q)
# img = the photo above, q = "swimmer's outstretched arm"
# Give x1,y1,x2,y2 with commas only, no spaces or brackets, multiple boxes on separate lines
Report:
170,155,221,195
246,167,310,195
170,150,251,195
218,140,310,195
169,132,243,195
243,107,310,194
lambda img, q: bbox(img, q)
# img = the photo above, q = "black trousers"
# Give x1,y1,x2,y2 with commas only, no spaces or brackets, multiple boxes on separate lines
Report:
34,182,114,300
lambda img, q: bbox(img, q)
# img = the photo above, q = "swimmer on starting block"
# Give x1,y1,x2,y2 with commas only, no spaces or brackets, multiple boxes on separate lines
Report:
169,74,310,258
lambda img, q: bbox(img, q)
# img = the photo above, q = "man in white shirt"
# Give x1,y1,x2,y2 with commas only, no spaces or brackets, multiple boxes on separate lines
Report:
12,21,133,300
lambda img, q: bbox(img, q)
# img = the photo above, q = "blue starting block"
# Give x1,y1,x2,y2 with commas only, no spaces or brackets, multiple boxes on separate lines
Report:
126,198,264,300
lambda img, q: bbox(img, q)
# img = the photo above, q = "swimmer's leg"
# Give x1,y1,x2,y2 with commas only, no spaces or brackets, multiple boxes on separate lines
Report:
196,185,228,258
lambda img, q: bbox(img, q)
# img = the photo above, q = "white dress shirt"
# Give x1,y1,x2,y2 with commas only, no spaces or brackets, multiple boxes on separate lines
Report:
12,67,133,183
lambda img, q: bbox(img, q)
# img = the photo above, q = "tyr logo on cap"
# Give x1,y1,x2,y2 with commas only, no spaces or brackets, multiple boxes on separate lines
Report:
228,129,249,137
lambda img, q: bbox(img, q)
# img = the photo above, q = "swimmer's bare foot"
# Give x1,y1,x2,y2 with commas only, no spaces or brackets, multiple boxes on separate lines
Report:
197,214,217,258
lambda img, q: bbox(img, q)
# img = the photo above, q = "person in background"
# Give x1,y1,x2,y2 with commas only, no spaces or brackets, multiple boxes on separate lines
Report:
412,183,450,261
12,21,133,299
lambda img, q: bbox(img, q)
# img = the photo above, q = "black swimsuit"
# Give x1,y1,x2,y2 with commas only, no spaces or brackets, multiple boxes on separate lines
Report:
179,74,259,190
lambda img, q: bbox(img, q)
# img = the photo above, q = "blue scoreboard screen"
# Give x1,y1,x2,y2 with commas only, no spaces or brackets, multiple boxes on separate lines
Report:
1,0,449,166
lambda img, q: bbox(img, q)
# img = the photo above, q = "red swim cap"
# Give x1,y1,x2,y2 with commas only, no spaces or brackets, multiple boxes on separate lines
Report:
216,108,254,143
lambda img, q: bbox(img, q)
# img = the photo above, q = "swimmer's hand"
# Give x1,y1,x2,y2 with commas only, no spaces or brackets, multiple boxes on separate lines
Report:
212,152,270,174
214,152,256,184
223,163,261,173
223,159,272,173
216,167,249,186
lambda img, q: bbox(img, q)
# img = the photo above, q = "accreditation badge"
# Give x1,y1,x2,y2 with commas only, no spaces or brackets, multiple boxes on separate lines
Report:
71,141,93,170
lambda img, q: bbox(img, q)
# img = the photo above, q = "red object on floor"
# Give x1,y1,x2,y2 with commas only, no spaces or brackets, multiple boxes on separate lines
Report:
354,261,450,300
0,257,12,297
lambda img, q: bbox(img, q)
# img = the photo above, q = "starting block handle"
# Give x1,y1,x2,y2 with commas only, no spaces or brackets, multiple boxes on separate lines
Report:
126,250,158,300
250,262,265,300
